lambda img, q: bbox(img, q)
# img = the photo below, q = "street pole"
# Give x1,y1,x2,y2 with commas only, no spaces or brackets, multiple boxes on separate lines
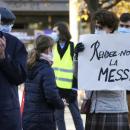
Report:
69,0,79,44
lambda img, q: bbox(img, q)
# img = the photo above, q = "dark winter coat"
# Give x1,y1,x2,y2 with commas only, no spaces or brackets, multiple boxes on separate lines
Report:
0,32,27,130
22,59,64,130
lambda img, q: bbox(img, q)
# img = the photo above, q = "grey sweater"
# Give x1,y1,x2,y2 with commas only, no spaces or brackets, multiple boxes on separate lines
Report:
90,91,128,113
74,60,128,113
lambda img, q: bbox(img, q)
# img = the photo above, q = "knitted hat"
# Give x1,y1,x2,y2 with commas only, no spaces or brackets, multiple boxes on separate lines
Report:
0,7,16,24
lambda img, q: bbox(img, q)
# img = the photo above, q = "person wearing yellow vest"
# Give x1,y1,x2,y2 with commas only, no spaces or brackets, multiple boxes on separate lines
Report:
51,22,84,130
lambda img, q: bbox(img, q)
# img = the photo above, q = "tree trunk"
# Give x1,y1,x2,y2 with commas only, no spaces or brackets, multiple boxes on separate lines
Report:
87,0,99,12
86,0,99,33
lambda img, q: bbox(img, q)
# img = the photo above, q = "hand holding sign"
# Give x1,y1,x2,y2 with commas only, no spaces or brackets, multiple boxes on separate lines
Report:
74,42,85,60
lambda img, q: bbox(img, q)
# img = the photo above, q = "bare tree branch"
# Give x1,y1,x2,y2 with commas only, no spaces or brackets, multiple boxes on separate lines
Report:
85,0,126,10
83,0,130,32
101,0,110,5
103,0,122,10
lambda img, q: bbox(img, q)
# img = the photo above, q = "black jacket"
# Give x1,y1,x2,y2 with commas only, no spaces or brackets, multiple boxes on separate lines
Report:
0,32,27,130
23,59,64,130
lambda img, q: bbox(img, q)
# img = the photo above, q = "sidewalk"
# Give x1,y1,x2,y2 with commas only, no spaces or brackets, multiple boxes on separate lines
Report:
63,107,86,130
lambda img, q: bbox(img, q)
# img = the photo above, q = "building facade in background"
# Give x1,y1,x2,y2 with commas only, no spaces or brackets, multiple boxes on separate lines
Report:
0,0,69,35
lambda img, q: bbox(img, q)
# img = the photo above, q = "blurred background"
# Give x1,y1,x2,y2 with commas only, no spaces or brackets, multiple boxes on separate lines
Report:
1,0,130,128
1,0,130,48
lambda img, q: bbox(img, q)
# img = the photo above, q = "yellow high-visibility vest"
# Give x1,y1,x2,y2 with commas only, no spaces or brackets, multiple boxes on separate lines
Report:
52,44,73,89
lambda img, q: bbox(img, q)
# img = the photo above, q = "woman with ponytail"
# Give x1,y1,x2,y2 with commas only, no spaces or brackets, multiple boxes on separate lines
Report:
22,35,64,130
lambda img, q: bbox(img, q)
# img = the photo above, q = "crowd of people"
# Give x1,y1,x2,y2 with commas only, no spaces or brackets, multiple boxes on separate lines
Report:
0,6,130,130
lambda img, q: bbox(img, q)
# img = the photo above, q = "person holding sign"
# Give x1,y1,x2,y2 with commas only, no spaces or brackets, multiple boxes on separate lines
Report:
76,10,129,130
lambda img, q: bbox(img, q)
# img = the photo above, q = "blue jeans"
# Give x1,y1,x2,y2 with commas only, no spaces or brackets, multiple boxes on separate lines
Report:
54,100,84,130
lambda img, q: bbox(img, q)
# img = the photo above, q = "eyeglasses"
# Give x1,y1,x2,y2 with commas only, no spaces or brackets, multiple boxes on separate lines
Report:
120,24,130,28
95,25,103,30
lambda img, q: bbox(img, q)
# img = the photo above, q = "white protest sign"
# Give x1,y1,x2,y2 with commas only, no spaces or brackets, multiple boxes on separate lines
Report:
78,34,130,90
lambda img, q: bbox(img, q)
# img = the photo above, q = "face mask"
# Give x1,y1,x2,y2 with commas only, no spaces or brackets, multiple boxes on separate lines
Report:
0,24,13,33
117,27,130,33
49,32,59,42
95,29,107,34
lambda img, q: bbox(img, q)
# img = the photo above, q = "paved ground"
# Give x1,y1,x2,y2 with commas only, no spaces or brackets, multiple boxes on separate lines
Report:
63,107,86,130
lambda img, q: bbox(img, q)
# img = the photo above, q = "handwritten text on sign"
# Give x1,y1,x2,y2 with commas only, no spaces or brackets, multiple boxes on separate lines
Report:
78,34,130,90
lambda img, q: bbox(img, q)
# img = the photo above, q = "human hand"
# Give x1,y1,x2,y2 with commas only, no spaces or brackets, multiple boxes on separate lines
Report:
74,42,85,60
0,36,6,59
62,98,69,106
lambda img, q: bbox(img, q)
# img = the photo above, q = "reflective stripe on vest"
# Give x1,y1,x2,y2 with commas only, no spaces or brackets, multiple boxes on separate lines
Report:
52,44,73,89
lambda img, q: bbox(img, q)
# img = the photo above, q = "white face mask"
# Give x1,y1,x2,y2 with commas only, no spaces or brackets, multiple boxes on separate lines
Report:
95,29,107,34
0,24,13,33
49,32,59,42
117,27,130,33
